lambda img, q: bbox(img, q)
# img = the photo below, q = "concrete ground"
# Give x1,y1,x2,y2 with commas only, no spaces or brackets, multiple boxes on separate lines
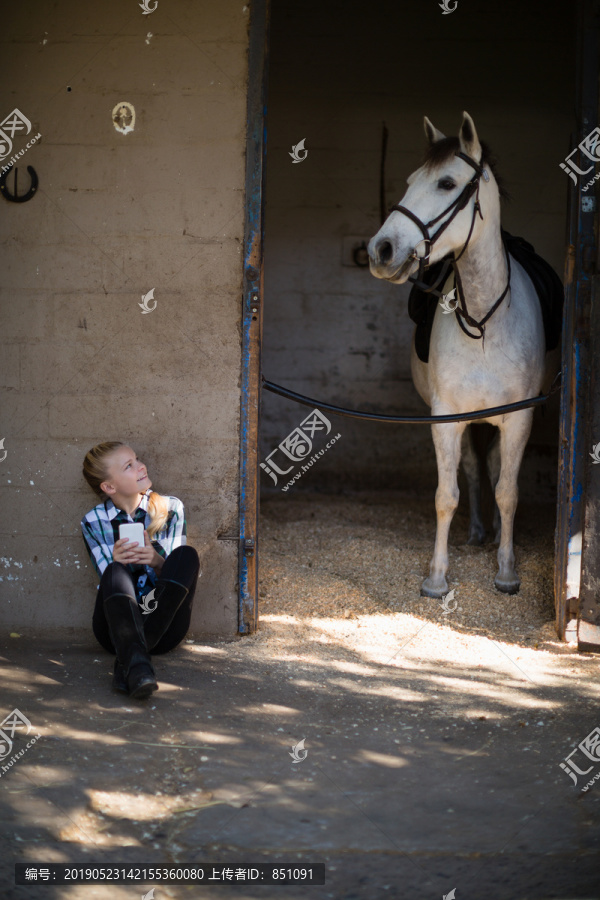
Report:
1,492,600,900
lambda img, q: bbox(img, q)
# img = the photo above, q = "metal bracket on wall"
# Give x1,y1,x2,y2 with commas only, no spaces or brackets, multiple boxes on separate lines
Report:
217,534,255,556
581,195,596,213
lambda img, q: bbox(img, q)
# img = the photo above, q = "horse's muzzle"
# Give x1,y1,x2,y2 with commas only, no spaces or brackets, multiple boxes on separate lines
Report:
368,252,419,283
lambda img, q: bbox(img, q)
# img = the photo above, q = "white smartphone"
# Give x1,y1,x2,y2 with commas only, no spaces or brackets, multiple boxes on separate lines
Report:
118,522,145,547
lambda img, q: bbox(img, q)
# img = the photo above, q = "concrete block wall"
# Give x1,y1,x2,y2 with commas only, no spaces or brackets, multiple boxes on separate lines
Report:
0,0,250,635
261,0,576,502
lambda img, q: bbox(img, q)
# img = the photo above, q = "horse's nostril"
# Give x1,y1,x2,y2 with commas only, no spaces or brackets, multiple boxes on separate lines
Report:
378,240,393,265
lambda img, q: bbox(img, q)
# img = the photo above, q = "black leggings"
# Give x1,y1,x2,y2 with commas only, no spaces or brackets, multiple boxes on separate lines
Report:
92,545,200,655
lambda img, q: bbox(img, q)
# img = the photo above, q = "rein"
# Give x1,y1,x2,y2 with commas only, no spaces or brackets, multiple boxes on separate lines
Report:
389,150,511,346
453,248,511,345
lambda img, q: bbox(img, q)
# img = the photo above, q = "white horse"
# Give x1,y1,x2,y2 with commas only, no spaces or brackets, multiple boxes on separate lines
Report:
368,111,560,598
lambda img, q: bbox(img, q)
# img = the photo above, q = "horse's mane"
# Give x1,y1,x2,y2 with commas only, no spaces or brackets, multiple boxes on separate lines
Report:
422,136,511,203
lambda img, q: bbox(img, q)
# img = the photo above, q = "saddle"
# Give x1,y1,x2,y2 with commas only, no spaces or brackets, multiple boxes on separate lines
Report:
408,228,565,363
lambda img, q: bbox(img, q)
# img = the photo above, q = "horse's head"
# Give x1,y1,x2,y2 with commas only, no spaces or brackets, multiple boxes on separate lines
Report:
368,111,503,284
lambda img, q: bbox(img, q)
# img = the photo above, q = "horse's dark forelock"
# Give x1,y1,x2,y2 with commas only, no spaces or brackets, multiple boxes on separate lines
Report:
422,136,511,203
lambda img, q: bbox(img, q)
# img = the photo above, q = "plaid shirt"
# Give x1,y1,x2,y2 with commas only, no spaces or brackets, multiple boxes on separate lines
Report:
81,489,186,601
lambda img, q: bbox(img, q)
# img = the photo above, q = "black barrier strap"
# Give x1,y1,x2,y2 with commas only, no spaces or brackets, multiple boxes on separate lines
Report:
261,371,562,424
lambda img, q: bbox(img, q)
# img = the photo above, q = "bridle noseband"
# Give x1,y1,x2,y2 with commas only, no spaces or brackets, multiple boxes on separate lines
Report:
387,150,511,345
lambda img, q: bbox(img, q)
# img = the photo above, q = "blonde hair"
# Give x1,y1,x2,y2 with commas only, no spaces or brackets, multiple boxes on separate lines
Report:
82,441,169,539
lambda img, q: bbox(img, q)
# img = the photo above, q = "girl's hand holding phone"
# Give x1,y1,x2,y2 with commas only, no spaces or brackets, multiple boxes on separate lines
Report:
114,530,164,571
133,530,164,569
113,536,140,564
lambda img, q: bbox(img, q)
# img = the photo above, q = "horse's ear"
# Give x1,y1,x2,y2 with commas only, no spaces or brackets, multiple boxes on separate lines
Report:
424,116,446,145
458,111,483,163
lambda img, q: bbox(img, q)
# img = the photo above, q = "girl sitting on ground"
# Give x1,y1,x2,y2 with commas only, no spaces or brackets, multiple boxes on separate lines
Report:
81,441,200,700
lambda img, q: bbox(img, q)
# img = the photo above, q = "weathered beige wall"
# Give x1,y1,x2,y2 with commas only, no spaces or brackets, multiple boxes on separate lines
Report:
262,0,575,503
0,1,250,635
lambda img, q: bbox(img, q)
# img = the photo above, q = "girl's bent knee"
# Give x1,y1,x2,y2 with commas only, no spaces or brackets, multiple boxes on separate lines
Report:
173,545,199,564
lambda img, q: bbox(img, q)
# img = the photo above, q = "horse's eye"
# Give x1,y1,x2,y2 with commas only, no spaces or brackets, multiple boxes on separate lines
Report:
437,179,455,191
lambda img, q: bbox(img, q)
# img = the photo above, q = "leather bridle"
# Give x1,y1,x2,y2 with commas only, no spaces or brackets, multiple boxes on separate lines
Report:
387,150,511,345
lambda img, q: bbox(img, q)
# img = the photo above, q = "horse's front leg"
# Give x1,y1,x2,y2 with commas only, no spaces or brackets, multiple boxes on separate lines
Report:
494,409,534,593
421,420,467,598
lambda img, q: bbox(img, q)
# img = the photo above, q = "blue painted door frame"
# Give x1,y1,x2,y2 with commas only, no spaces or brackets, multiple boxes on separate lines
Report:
554,0,600,646
238,0,270,633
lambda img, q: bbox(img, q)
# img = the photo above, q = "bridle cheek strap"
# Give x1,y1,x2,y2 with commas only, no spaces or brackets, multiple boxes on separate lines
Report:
388,151,485,289
386,150,509,343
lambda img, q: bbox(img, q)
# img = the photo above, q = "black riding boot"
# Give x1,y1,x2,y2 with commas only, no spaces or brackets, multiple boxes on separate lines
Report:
143,578,190,651
104,592,158,699
112,659,128,694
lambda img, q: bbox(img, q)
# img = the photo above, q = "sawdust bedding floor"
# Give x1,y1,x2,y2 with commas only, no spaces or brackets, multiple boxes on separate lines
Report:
247,489,599,683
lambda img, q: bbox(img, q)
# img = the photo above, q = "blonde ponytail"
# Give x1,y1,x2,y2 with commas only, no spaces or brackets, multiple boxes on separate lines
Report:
83,442,170,538
146,491,170,539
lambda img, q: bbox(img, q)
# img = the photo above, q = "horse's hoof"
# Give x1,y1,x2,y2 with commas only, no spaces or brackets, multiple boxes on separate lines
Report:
420,578,448,599
494,577,520,594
